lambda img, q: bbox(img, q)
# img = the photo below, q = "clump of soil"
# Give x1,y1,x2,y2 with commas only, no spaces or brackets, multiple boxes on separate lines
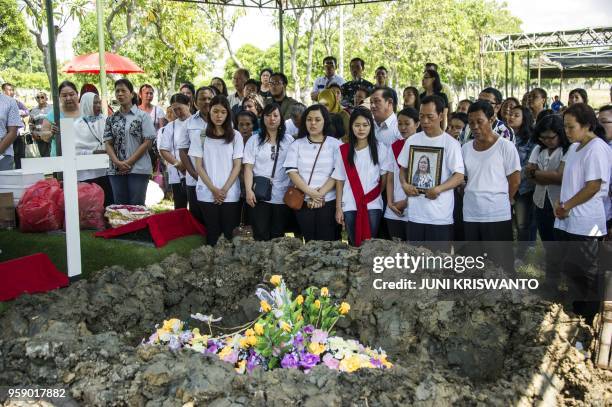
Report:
1,237,610,406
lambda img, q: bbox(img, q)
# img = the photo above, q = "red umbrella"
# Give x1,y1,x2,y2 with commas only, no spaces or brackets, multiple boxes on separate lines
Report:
64,52,144,74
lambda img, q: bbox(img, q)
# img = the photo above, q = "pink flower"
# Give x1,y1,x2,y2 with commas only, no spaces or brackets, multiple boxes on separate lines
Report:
311,329,328,344
322,353,339,370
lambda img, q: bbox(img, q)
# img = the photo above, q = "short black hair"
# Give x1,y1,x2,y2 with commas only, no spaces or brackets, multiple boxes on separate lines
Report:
600,104,612,113
450,112,468,125
424,62,438,71
397,107,419,123
532,114,571,153
180,81,196,95
259,67,273,77
1,83,13,90
375,66,387,73
421,95,446,115
480,87,503,104
270,72,288,86
564,103,606,140
372,86,394,103
350,57,365,69
245,79,260,92
169,93,191,106
468,99,495,119
235,68,250,79
323,56,337,65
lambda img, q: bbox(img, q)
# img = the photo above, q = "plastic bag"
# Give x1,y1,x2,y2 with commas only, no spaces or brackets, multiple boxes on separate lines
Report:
77,182,105,230
17,179,64,232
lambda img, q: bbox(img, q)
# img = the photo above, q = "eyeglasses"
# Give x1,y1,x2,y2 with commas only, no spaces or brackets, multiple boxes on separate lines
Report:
36,96,46,100
477,98,498,106
269,81,283,86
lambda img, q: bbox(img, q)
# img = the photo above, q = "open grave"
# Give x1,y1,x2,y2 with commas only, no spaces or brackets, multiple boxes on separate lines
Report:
1,238,610,406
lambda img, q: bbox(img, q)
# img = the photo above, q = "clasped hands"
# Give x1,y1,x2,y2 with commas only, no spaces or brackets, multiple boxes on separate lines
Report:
306,187,325,209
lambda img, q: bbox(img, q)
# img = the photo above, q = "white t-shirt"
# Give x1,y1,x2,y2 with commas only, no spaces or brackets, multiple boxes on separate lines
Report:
374,113,402,146
332,142,390,212
528,145,563,209
283,136,342,202
188,130,244,203
462,137,521,222
178,112,206,187
159,119,187,184
554,139,611,236
285,119,299,138
243,133,294,204
397,131,464,225
384,139,409,222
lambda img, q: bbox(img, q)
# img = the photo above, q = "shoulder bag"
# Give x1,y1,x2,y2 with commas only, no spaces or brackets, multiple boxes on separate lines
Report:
284,137,326,210
252,139,280,202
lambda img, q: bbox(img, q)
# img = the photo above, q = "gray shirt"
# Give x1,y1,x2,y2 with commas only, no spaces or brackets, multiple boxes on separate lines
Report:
0,94,23,156
103,104,156,175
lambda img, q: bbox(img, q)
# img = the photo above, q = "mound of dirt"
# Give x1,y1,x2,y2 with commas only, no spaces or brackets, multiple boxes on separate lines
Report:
1,237,610,406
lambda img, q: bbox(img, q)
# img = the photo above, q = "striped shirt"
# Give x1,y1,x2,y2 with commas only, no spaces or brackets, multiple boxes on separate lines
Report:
0,94,23,156
283,136,342,202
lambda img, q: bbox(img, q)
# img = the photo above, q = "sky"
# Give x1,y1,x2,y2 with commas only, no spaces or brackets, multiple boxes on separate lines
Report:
54,0,612,65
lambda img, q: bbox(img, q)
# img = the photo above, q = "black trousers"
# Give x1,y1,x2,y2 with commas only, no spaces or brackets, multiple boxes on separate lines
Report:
171,180,188,210
406,221,453,253
553,228,601,323
295,200,337,242
385,218,407,241
187,185,204,224
84,175,114,208
12,136,24,169
198,201,241,246
251,202,291,241
463,220,514,273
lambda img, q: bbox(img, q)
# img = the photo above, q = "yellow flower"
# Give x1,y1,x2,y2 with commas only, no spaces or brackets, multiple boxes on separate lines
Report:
235,359,246,374
270,275,282,286
239,337,251,348
218,346,233,359
320,287,329,297
339,302,350,315
295,295,304,305
161,318,183,333
254,323,264,336
247,335,258,346
280,321,291,332
260,300,272,313
314,300,321,309
297,314,303,321
308,342,325,355
339,355,362,373
245,328,255,337
381,355,393,368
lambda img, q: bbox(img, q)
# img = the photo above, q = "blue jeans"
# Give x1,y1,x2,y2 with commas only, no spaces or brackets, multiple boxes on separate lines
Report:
344,209,382,246
109,174,149,205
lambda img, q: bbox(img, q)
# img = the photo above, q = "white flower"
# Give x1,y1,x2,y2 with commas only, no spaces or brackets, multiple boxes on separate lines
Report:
191,313,222,323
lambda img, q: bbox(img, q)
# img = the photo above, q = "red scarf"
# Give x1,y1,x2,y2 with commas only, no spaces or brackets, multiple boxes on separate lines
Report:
340,143,381,246
391,138,406,165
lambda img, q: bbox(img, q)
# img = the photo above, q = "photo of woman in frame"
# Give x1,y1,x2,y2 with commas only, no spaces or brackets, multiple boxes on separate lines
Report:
407,146,444,193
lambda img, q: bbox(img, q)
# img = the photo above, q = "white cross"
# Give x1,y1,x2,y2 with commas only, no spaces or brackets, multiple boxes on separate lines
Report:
21,118,110,279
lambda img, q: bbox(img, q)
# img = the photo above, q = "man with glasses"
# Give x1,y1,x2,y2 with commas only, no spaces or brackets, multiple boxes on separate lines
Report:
265,72,299,121
459,87,514,144
311,56,344,102
29,92,53,157
340,57,374,108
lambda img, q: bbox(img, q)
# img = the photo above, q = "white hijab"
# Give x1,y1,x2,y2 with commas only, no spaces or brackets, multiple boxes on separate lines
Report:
79,92,105,123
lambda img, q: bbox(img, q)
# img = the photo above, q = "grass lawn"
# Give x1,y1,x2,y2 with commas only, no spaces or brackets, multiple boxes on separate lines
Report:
0,229,205,312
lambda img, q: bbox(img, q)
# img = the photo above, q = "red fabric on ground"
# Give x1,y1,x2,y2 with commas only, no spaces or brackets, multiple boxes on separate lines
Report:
95,208,206,248
0,253,69,301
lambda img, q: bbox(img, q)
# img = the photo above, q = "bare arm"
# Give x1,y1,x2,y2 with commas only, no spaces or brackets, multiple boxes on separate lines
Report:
180,148,198,179
287,171,323,202
222,158,242,193
507,171,521,201
318,177,336,196
244,163,256,207
399,166,419,197
335,180,344,225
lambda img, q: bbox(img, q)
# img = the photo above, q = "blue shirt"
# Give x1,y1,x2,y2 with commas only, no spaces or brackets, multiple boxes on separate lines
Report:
515,134,536,195
0,94,23,156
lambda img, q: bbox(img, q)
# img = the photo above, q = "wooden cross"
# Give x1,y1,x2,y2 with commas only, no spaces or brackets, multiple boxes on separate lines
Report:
21,118,109,280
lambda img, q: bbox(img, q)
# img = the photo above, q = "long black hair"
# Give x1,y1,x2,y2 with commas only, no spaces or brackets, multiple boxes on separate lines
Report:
425,69,442,94
511,105,534,140
205,95,235,143
297,104,332,139
211,77,228,97
258,103,286,146
403,86,420,111
532,114,571,153
114,78,137,105
347,107,378,167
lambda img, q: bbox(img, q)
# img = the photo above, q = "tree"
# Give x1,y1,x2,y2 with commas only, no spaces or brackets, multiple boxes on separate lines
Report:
196,5,245,68
0,0,29,50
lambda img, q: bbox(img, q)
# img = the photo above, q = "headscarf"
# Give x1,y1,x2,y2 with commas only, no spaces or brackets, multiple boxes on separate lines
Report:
318,89,341,114
79,92,105,123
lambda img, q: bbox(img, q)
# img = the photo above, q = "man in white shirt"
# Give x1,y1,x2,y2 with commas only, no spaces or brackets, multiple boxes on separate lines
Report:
311,56,344,102
227,68,249,110
398,95,465,247
0,93,23,170
371,87,400,146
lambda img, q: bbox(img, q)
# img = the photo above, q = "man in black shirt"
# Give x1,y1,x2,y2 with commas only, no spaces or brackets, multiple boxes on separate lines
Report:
340,57,374,108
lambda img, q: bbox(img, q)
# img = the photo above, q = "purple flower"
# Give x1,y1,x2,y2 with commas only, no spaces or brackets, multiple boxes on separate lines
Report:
323,353,339,370
370,358,383,368
292,332,305,349
179,331,193,343
281,353,299,369
222,350,239,364
303,325,315,335
247,352,261,373
206,340,218,354
168,336,181,351
311,329,328,344
299,351,320,370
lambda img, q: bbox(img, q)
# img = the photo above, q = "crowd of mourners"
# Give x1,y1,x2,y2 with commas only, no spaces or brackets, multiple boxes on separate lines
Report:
1,57,611,322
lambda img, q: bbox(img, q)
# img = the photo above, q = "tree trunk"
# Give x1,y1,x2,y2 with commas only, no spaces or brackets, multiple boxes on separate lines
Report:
286,10,304,102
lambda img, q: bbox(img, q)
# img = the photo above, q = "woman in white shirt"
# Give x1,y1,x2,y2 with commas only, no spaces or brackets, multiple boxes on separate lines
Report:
244,103,294,240
553,103,611,322
333,107,390,246
283,105,342,241
159,93,190,209
189,95,243,246
74,92,112,206
462,101,521,272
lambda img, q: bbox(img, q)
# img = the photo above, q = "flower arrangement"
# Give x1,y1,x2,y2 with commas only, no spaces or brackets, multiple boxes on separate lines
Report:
143,275,392,374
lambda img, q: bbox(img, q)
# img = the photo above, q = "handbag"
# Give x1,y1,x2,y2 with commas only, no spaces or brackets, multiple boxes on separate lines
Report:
252,140,280,202
24,134,41,158
283,137,326,210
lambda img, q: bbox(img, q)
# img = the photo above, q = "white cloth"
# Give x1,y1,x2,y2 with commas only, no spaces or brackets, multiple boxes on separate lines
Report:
159,119,187,184
528,145,563,209
188,130,244,203
332,142,390,212
554,139,611,236
74,116,107,181
141,105,165,128
397,131,464,225
312,74,345,93
374,113,401,146
606,141,612,221
462,137,521,222
285,119,299,138
283,136,342,202
384,139,409,222
243,133,294,204
179,112,207,186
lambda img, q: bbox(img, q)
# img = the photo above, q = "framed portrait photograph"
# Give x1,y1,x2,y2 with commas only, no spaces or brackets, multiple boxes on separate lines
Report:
406,145,444,193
